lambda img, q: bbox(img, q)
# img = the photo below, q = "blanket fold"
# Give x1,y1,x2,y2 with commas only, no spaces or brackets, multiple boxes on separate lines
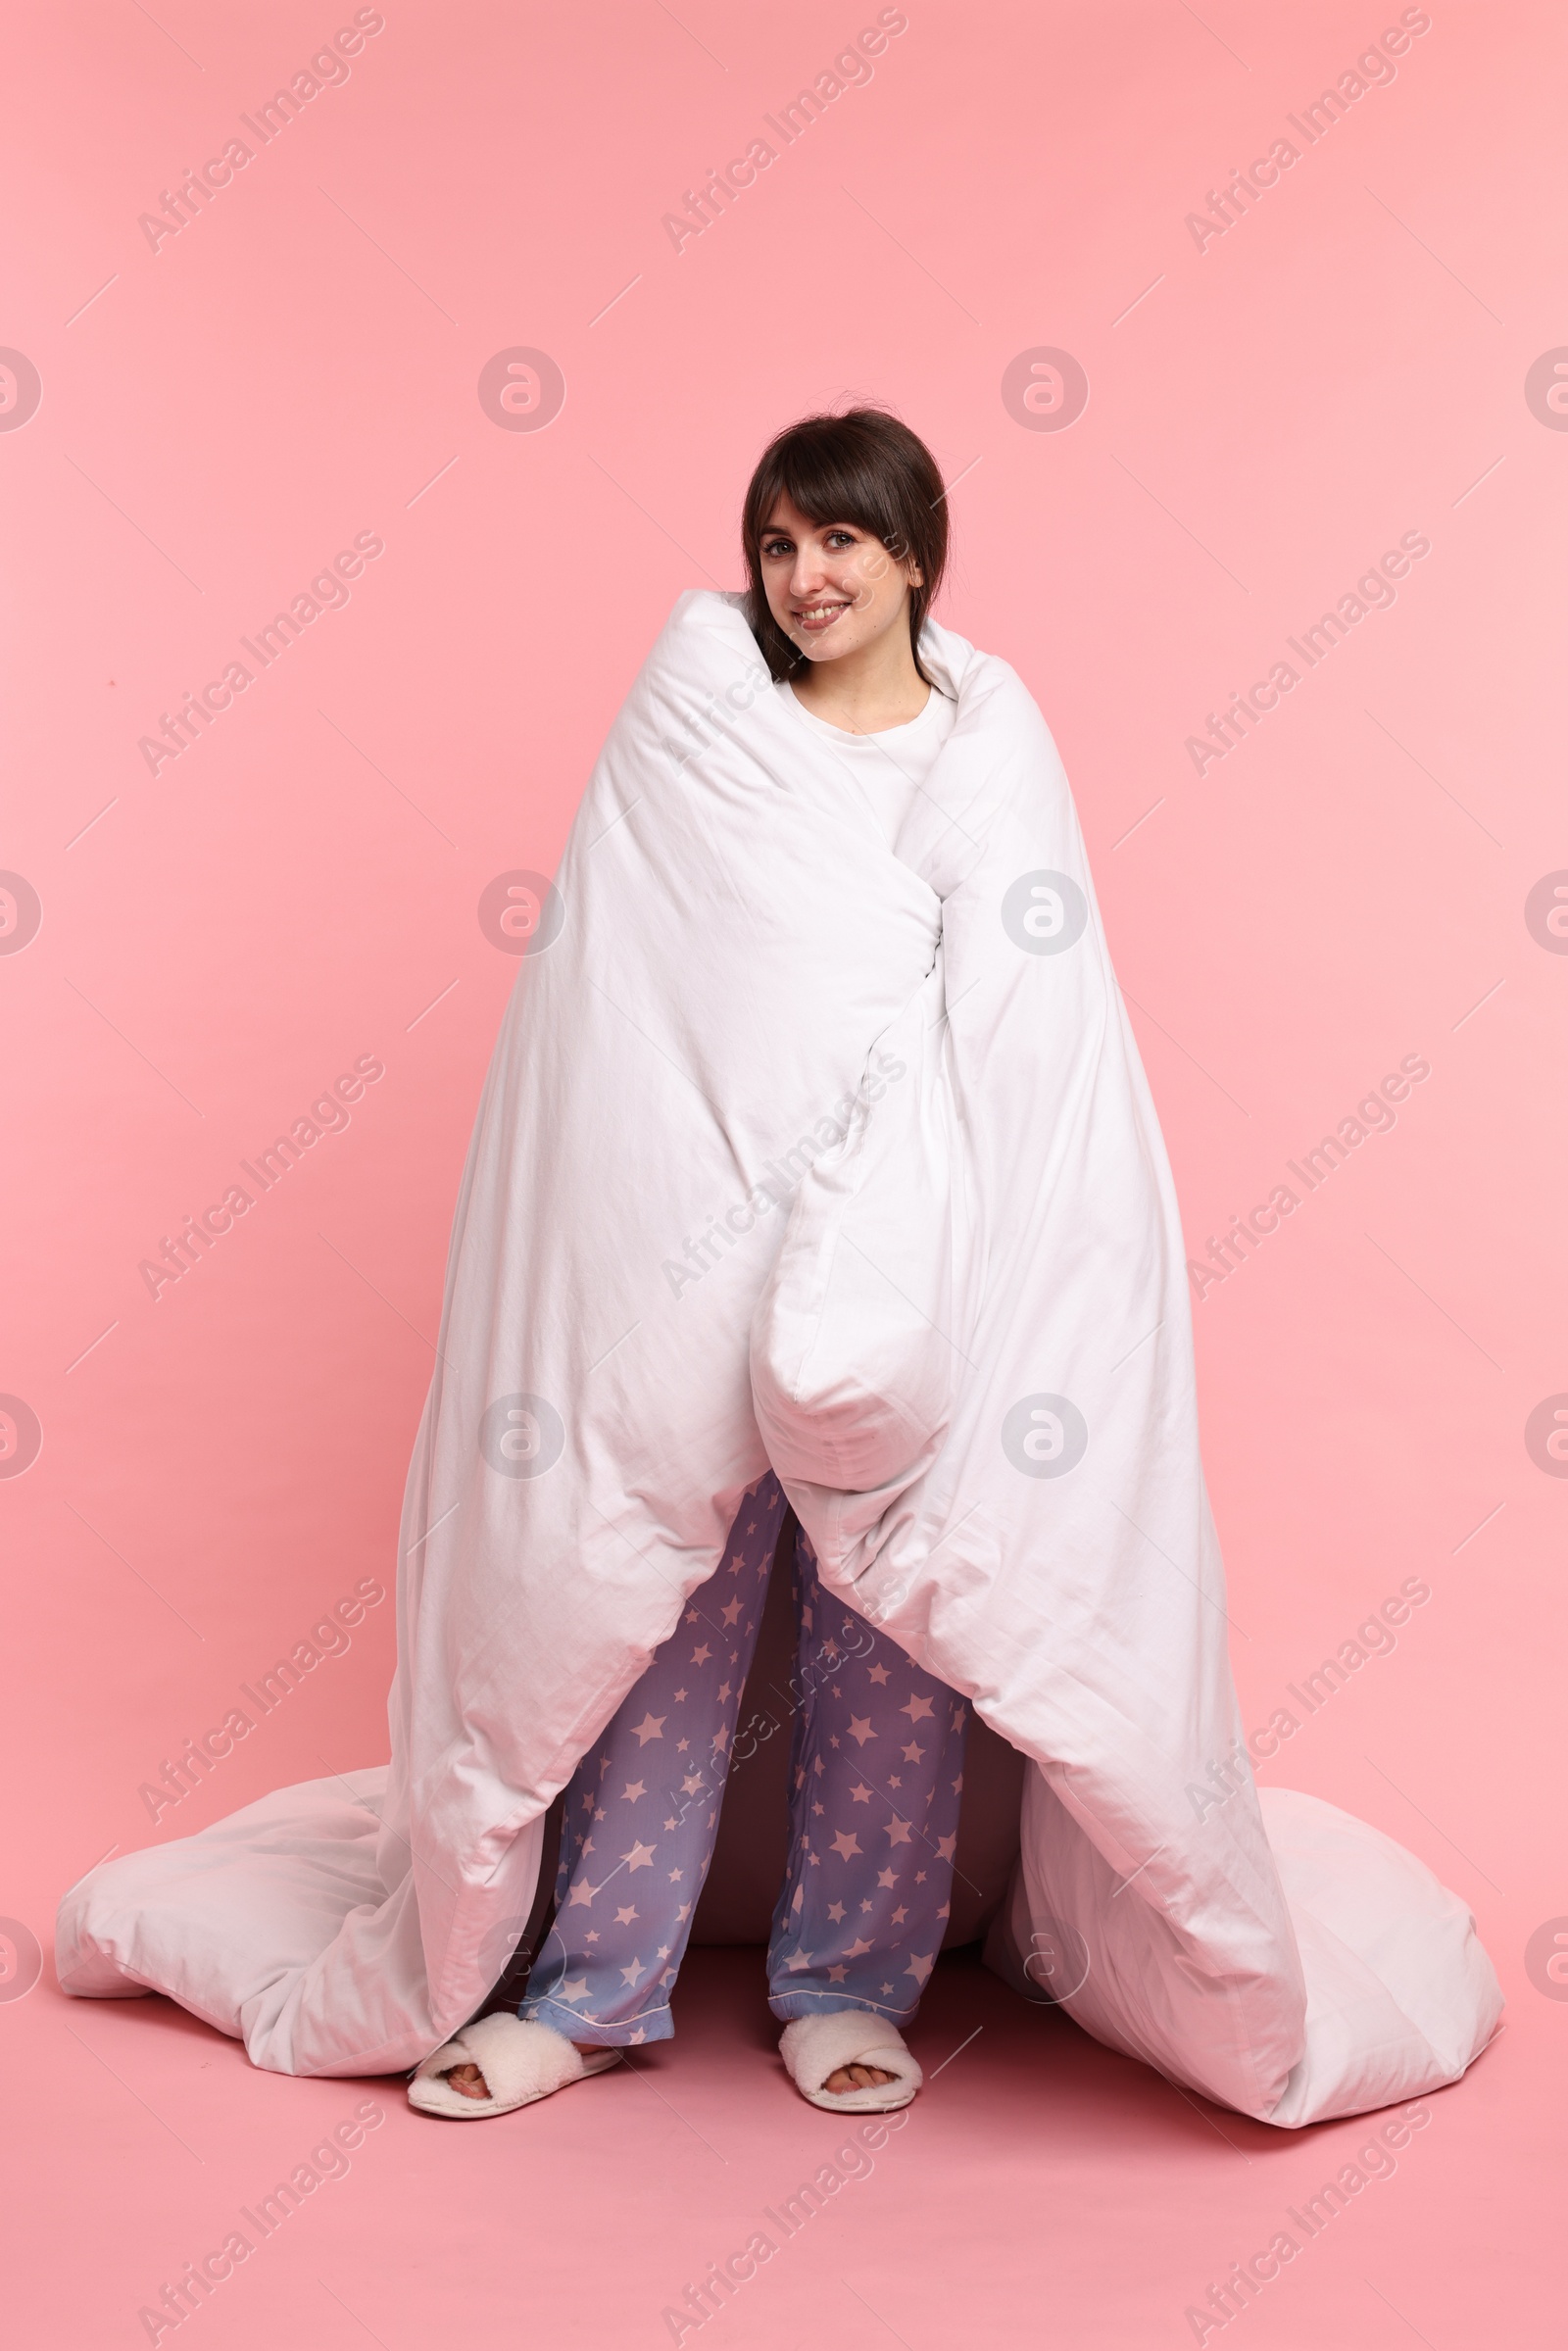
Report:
57,590,1500,2118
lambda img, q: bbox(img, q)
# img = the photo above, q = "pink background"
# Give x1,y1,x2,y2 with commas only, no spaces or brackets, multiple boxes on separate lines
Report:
2,2,1562,2344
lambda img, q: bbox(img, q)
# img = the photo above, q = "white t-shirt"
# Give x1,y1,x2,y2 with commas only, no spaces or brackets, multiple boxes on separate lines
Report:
774,678,957,850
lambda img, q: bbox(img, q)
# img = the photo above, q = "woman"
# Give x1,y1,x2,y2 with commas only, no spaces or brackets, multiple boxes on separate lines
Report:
420,411,970,2117
59,410,1497,2134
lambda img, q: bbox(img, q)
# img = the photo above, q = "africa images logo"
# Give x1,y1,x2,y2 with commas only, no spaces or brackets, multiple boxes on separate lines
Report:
1003,1395,1089,1479
1002,870,1089,955
480,1395,566,1480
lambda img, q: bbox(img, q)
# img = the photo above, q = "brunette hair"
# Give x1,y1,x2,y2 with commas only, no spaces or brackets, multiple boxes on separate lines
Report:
740,408,949,685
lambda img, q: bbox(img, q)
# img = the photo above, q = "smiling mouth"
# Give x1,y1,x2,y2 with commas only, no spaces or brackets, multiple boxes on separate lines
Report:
793,601,852,632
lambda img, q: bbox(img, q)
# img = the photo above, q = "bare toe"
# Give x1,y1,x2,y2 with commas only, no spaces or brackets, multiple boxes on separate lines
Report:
444,2060,491,2100
823,2061,897,2093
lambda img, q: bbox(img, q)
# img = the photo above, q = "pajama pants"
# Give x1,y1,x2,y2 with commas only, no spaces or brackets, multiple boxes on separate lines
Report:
517,1473,968,2045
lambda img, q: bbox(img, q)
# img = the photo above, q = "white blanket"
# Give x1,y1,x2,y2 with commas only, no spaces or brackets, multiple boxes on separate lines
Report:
58,591,1500,2121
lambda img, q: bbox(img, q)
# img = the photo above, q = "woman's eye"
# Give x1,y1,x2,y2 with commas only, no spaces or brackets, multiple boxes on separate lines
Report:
762,538,792,558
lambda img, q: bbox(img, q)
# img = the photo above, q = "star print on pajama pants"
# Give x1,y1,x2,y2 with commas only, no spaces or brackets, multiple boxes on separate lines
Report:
516,1472,969,2046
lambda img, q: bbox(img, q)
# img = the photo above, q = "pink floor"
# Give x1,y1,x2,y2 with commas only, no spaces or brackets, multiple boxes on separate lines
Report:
8,1943,1551,2348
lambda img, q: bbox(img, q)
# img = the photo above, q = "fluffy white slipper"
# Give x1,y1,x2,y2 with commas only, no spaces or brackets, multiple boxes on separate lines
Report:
779,2011,922,2113
408,2012,620,2120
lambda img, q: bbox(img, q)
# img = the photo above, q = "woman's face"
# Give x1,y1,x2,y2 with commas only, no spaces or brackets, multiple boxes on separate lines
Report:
759,493,923,664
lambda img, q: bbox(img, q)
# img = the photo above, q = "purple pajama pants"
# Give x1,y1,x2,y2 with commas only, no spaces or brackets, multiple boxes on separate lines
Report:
517,1472,968,2045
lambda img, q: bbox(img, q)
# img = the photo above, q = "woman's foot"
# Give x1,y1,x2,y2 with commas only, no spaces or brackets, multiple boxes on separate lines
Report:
824,2062,897,2093
408,2018,623,2119
444,2042,605,2100
779,2014,922,2113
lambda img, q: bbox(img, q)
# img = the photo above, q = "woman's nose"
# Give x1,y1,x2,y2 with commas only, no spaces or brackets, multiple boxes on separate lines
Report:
789,544,828,595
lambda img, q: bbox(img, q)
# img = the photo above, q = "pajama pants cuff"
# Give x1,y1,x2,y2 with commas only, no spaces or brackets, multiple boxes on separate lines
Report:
517,1995,675,2046
767,1989,920,2025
